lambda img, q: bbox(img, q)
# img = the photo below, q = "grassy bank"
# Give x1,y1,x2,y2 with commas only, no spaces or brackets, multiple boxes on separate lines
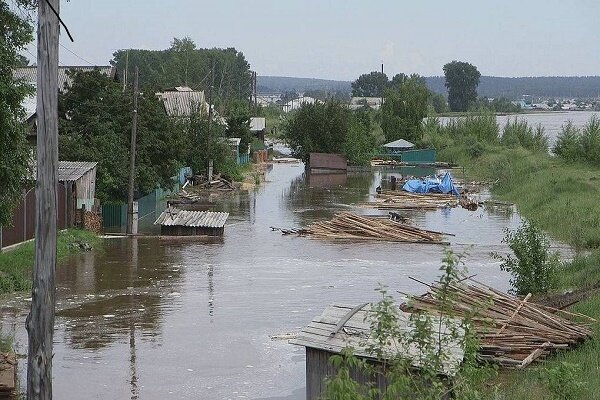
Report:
0,229,99,295
434,140,600,398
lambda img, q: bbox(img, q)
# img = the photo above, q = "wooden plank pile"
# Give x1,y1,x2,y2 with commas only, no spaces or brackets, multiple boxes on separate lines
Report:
0,353,15,397
362,191,459,210
300,212,448,243
402,279,595,368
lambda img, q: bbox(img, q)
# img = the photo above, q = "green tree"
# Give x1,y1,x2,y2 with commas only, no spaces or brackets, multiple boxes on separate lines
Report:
58,69,182,202
429,92,448,114
0,0,34,225
351,71,388,97
225,100,252,154
380,76,429,143
284,100,374,165
443,61,481,112
112,38,252,106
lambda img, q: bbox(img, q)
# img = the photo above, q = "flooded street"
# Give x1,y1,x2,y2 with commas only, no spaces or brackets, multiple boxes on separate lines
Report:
2,164,543,399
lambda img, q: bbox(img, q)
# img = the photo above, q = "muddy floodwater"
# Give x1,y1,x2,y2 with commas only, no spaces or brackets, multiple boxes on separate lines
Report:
2,163,567,399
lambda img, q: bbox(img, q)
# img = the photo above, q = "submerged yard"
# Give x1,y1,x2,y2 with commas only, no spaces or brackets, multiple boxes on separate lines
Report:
0,163,534,399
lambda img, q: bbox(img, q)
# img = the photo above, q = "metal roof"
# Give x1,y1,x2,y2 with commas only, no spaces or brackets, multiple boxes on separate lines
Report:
156,90,207,117
291,303,464,376
154,208,229,228
383,139,415,149
13,66,115,91
30,161,97,182
57,161,97,181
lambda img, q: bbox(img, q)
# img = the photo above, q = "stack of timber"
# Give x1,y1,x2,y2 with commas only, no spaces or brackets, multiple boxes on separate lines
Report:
0,353,15,397
362,191,459,210
402,279,595,368
300,212,448,243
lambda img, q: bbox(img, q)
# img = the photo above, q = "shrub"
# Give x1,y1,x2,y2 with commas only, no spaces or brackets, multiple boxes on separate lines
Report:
580,115,600,164
553,121,581,160
493,220,560,295
542,362,585,400
323,250,497,400
501,118,549,153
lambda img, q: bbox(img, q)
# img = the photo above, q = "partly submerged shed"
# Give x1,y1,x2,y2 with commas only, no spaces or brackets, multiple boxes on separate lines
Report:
154,207,229,236
291,303,464,400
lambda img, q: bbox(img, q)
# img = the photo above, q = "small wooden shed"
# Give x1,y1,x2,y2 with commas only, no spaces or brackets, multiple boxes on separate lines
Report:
291,303,464,400
154,207,229,236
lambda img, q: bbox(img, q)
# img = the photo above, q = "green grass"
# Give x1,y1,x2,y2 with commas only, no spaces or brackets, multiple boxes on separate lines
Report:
437,143,600,398
0,229,99,295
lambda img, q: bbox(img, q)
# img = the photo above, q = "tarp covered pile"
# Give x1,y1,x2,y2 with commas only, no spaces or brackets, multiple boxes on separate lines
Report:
402,172,460,196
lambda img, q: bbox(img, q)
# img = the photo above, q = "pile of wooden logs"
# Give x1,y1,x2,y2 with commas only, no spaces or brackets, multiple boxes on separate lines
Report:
402,279,595,368
362,191,459,210
0,353,15,397
298,212,448,243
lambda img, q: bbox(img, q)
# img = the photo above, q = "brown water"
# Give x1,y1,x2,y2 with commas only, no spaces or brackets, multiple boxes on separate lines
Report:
1,164,559,399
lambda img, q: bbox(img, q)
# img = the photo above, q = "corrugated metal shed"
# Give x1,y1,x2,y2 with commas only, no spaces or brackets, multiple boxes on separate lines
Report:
31,161,97,182
154,208,229,238
13,66,115,91
156,90,207,117
57,161,98,182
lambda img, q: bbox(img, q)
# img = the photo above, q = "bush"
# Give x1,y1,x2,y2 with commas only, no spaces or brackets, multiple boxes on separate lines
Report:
445,110,499,144
543,362,585,400
580,115,600,163
553,121,581,160
493,220,560,295
501,118,549,153
323,250,497,400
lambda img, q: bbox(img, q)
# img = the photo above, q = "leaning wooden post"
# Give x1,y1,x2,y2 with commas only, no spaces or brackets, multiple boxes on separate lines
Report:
27,0,60,399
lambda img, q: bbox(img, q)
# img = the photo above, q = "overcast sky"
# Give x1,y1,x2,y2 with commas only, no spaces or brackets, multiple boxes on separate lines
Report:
23,0,600,80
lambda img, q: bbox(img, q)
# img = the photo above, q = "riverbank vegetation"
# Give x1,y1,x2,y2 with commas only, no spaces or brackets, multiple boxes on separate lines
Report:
419,113,600,399
0,229,99,295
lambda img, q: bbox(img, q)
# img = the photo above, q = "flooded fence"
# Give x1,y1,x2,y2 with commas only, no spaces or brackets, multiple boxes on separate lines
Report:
101,167,191,231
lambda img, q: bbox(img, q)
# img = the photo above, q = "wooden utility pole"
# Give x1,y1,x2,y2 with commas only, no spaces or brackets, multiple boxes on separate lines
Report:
27,0,60,398
127,67,139,235
207,65,214,181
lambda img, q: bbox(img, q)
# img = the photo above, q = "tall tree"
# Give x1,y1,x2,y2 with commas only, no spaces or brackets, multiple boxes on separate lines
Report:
0,0,34,225
381,76,429,143
58,70,182,202
351,71,388,97
112,38,252,106
443,61,481,112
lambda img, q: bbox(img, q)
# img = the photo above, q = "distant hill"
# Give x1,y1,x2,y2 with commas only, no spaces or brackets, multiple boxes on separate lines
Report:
259,75,600,99
257,76,351,94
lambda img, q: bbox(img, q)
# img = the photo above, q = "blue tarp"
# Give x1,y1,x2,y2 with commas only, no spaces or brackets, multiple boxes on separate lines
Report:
402,172,460,196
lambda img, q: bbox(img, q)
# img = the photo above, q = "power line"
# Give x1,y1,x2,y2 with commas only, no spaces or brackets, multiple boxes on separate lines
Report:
60,43,94,66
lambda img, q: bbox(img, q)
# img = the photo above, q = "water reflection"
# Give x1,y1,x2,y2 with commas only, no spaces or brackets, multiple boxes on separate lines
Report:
55,237,184,350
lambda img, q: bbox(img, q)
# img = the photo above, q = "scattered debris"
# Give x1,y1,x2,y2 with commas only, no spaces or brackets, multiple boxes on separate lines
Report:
459,196,479,211
401,278,595,368
275,212,450,243
70,240,93,252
